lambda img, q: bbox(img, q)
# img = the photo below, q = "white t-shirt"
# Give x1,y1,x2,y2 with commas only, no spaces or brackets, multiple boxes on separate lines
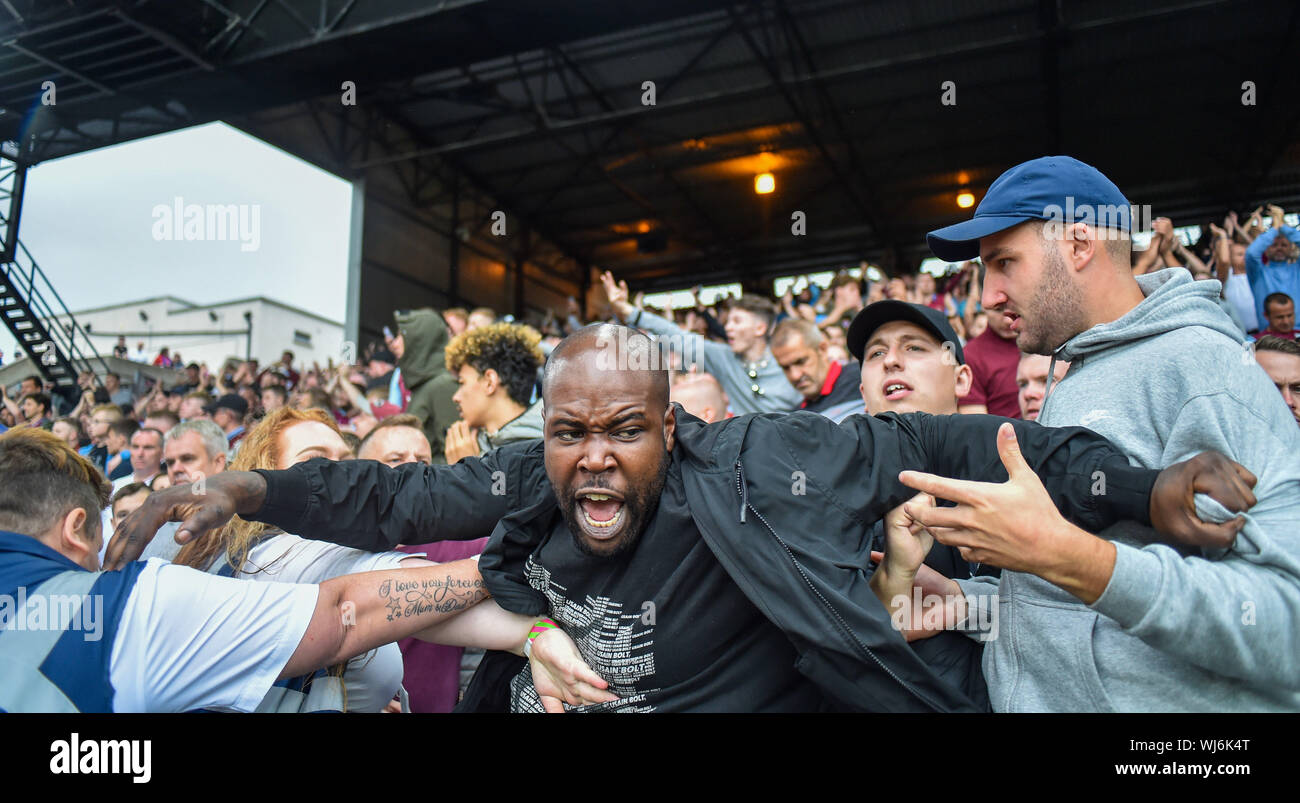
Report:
213,533,422,712
1224,271,1260,332
109,559,317,712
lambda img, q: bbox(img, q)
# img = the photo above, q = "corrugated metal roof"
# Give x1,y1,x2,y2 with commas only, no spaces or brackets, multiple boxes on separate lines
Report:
0,0,1293,286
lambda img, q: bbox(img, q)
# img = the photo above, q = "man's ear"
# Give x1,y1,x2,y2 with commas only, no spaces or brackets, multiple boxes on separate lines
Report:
954,364,974,398
663,403,677,452
817,338,830,359
57,507,95,562
483,368,501,395
1068,222,1097,272
214,451,228,472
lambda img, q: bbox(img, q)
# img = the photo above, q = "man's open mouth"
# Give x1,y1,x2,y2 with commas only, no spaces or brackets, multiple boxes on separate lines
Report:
576,490,626,539
883,379,913,401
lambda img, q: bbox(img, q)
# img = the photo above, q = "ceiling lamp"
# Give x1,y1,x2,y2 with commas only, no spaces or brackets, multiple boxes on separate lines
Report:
956,190,976,209
754,172,775,194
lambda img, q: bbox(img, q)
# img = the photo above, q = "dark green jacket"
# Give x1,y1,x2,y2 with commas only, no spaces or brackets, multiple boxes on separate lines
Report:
395,309,460,464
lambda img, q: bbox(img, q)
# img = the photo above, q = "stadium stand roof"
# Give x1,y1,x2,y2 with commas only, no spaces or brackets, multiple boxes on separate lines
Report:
1,0,1296,306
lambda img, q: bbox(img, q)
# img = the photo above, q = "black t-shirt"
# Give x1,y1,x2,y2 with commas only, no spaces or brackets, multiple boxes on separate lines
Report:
508,459,828,712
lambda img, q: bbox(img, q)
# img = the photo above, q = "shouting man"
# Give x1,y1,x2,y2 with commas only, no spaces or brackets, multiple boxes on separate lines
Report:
111,326,1254,712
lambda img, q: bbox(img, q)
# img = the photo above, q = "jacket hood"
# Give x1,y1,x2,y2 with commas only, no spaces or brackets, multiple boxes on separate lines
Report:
481,400,546,452
395,309,449,388
1056,268,1245,364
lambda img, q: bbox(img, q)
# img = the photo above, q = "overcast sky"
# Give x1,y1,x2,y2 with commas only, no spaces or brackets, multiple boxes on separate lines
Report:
2,122,352,365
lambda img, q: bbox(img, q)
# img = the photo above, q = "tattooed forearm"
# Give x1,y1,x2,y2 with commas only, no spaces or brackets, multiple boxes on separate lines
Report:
378,576,489,621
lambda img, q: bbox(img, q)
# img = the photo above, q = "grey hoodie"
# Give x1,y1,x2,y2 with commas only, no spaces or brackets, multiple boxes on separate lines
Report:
475,399,544,455
959,268,1300,712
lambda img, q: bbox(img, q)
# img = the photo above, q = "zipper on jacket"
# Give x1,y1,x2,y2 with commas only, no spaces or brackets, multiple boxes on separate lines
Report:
735,460,748,523
734,461,947,713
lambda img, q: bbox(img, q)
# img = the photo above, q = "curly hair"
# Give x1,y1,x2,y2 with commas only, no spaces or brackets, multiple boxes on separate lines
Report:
445,322,544,406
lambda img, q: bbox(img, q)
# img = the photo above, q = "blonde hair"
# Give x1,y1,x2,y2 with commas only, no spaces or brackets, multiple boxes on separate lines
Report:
175,407,342,574
91,404,123,421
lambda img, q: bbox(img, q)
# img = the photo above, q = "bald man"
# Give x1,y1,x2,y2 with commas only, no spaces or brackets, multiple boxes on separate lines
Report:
669,373,729,424
113,325,1251,713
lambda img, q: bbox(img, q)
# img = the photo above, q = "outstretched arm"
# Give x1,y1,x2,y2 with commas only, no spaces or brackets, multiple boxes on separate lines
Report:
777,410,1255,548
106,439,548,568
283,558,489,679
413,602,618,710
900,419,1299,691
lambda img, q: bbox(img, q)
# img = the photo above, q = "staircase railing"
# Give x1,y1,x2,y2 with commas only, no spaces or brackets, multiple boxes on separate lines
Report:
0,213,111,393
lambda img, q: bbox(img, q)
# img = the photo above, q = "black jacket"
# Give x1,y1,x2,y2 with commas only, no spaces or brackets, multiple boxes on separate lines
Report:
252,408,1156,713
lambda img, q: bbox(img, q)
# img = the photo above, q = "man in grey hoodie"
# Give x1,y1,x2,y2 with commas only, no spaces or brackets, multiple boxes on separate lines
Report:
906,156,1300,711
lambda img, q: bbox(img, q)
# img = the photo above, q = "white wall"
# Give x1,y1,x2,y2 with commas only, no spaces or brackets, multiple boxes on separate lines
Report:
41,297,344,374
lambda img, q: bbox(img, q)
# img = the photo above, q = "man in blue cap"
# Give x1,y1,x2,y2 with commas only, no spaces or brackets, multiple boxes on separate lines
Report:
890,156,1300,711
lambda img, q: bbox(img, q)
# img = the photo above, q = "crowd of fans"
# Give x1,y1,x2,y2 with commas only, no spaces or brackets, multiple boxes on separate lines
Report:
4,200,1296,453
1,155,1298,715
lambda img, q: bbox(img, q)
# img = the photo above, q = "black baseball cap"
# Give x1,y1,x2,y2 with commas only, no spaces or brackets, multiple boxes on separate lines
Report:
847,300,965,365
926,156,1132,262
204,393,248,418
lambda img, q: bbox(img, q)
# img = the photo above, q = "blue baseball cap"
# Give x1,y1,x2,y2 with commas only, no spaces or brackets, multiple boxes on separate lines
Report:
926,156,1132,262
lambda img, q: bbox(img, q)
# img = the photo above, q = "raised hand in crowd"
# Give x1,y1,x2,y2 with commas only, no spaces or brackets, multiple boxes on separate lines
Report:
1222,210,1244,244
1153,217,1180,268
132,382,161,420
1133,229,1166,276
1245,206,1265,238
1267,204,1286,229
327,363,369,415
1210,222,1234,292
600,270,635,322
67,388,95,420
821,283,858,326
444,419,481,464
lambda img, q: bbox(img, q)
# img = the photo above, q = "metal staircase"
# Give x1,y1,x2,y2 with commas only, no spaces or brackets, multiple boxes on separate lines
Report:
0,149,108,399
